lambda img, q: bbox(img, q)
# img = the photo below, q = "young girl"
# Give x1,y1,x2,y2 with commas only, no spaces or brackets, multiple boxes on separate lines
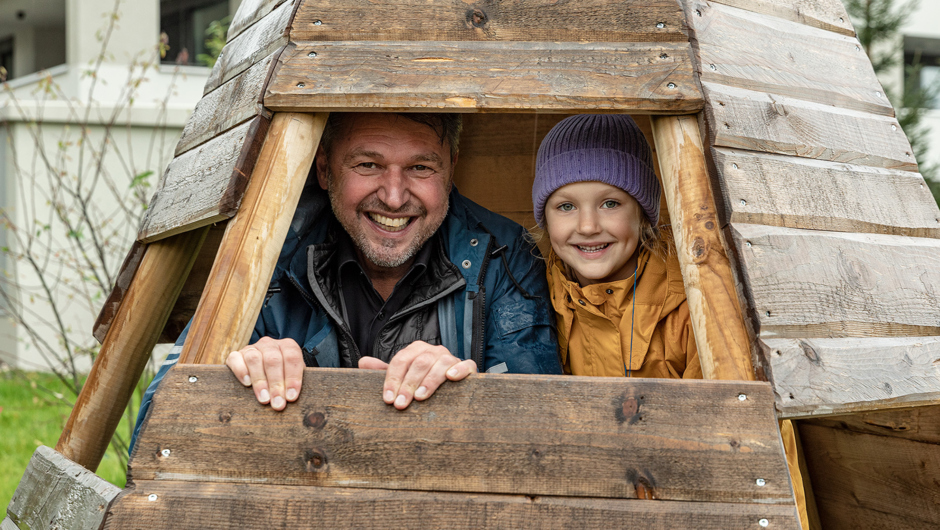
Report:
532,114,702,379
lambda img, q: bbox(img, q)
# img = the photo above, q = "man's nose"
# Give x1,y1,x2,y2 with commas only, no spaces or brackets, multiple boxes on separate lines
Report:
377,167,408,209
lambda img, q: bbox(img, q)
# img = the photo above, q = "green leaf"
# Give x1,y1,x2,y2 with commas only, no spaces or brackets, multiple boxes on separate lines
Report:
130,170,154,188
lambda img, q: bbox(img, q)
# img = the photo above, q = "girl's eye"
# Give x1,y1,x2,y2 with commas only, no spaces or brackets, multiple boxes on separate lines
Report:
602,200,620,209
557,203,575,212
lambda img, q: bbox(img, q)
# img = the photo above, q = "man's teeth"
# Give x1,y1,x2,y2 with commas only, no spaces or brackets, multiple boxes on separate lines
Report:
369,213,410,232
578,244,610,252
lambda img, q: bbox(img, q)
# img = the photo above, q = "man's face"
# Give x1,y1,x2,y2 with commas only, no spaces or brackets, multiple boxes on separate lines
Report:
316,114,454,270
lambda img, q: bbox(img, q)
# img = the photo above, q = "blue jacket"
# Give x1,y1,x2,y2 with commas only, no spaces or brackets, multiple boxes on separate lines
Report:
131,185,561,452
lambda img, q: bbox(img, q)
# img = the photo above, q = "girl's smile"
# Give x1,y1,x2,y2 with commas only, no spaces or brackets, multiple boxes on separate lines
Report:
544,181,644,286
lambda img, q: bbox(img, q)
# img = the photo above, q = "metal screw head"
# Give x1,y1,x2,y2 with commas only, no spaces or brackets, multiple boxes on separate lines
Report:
297,82,306,88
756,478,766,486
667,82,676,89
695,9,702,16
660,53,668,59
470,238,478,247
314,19,322,26
461,260,471,269
148,494,158,502
745,241,752,248
308,51,318,58
855,45,860,51
161,449,171,457
732,163,738,169
759,519,769,527
875,92,882,98
656,22,665,28
738,393,747,401
740,199,747,206
188,376,198,383
839,17,844,23
891,124,898,131
765,310,771,317
709,64,717,71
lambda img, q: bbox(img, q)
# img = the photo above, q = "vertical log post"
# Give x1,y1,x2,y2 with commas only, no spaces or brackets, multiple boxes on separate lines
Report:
56,227,209,470
180,112,326,365
651,114,809,529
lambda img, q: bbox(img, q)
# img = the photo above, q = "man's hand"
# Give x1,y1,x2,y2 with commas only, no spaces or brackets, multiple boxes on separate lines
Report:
359,341,476,410
225,337,304,411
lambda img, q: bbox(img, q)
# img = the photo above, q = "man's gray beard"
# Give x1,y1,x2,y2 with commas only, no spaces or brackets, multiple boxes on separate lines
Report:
327,173,448,269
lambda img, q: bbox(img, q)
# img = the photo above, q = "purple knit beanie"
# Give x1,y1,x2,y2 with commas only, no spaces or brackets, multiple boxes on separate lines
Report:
533,114,660,228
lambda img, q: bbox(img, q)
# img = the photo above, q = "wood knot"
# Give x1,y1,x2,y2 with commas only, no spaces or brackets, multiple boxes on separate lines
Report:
467,8,488,27
635,477,655,500
691,238,707,263
729,439,741,451
218,412,232,423
705,221,714,230
304,448,328,472
304,411,327,430
615,394,644,425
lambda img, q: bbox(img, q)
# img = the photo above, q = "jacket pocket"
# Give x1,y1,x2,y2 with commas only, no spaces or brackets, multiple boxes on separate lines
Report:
493,300,552,338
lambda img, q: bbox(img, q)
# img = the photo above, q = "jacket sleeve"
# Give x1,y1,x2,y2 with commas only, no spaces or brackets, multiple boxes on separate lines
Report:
483,230,562,375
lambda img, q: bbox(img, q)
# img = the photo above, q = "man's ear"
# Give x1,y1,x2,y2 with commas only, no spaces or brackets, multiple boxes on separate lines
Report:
315,149,329,190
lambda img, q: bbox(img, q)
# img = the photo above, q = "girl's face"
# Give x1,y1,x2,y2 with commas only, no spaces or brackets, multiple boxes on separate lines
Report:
545,181,644,286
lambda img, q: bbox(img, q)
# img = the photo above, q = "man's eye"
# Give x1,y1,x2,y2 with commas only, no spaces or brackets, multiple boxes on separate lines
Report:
413,165,429,171
602,200,620,209
558,203,575,212
357,162,378,169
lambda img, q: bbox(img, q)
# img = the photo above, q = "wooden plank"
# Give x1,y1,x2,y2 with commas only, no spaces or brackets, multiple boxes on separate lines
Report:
138,117,269,243
703,0,854,37
227,0,289,42
729,223,940,339
175,51,278,156
711,147,940,237
264,41,703,114
798,422,940,529
92,241,145,343
57,229,209,470
204,0,293,95
802,404,940,445
6,446,121,530
1,517,17,530
179,113,324,365
687,2,890,116
701,82,918,172
131,367,794,504
651,115,754,381
761,337,940,418
290,0,688,43
105,481,800,530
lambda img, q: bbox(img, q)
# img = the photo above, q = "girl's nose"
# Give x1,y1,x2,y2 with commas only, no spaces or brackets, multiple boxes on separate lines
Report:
577,210,601,235
377,167,408,209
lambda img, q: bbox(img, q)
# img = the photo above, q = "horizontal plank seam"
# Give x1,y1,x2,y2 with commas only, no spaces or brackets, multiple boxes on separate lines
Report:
227,0,291,42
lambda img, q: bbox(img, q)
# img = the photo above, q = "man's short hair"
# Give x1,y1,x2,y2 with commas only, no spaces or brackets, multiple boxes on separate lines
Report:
319,113,463,160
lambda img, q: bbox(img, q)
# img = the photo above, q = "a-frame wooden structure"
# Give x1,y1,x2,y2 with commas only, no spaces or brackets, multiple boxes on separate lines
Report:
6,0,940,528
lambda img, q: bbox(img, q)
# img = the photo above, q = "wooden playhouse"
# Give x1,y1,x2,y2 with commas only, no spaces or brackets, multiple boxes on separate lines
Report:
6,0,940,528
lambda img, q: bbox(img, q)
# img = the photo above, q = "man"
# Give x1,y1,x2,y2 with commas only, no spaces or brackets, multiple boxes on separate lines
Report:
131,112,560,449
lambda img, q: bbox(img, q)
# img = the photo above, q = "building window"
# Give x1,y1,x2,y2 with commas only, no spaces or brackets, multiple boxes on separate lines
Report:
160,0,230,66
0,37,13,80
904,36,940,110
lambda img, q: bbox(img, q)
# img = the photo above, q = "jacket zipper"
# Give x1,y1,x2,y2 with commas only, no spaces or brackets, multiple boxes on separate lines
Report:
469,237,495,372
288,274,361,365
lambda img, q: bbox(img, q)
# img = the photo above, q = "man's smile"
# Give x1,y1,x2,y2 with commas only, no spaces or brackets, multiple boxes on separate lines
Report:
367,212,413,232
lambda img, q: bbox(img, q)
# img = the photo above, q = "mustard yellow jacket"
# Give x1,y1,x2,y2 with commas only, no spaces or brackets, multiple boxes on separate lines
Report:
547,231,702,379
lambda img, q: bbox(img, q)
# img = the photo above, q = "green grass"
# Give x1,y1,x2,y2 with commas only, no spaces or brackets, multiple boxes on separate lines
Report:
0,370,135,510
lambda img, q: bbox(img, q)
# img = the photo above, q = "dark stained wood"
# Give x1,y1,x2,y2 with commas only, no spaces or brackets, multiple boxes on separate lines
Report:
57,228,209,470
264,41,703,114
227,0,289,42
6,446,121,530
138,117,270,243
688,2,890,116
204,0,293,95
701,82,918,172
803,404,940,445
798,422,940,529
106,481,800,530
290,0,688,43
729,223,940,339
92,241,145,343
131,367,794,504
760,337,940,418
174,51,278,156
711,147,940,237
701,0,855,38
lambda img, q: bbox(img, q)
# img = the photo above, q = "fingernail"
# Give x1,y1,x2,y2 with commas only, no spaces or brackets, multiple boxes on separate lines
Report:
259,389,270,403
395,394,407,408
384,390,394,403
447,368,458,377
242,375,251,386
286,388,298,401
272,396,285,409
415,386,427,399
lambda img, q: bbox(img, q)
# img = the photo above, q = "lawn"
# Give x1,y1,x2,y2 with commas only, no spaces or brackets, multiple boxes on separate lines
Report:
0,370,135,510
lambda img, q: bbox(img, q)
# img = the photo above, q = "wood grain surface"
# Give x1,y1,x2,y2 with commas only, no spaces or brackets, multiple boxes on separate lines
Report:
105,480,799,530
729,223,940,339
138,117,269,243
711,147,940,237
92,241,145,343
688,2,889,116
264,41,703,113
227,0,290,42
701,0,855,36
799,422,940,529
131,367,793,504
702,82,917,172
204,0,293,95
760,337,940,418
290,0,688,43
802,404,940,445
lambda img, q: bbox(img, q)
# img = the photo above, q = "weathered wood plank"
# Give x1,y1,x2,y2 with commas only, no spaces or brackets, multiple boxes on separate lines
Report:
105,481,800,530
703,0,855,37
227,0,289,42
1,517,17,530
175,51,278,156
92,241,145,343
204,0,293,95
799,422,940,529
131,367,794,504
701,82,917,172
711,147,940,237
290,0,688,43
264,41,703,114
729,223,940,339
138,117,269,243
802,404,940,445
688,2,890,116
760,337,940,418
6,446,121,530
